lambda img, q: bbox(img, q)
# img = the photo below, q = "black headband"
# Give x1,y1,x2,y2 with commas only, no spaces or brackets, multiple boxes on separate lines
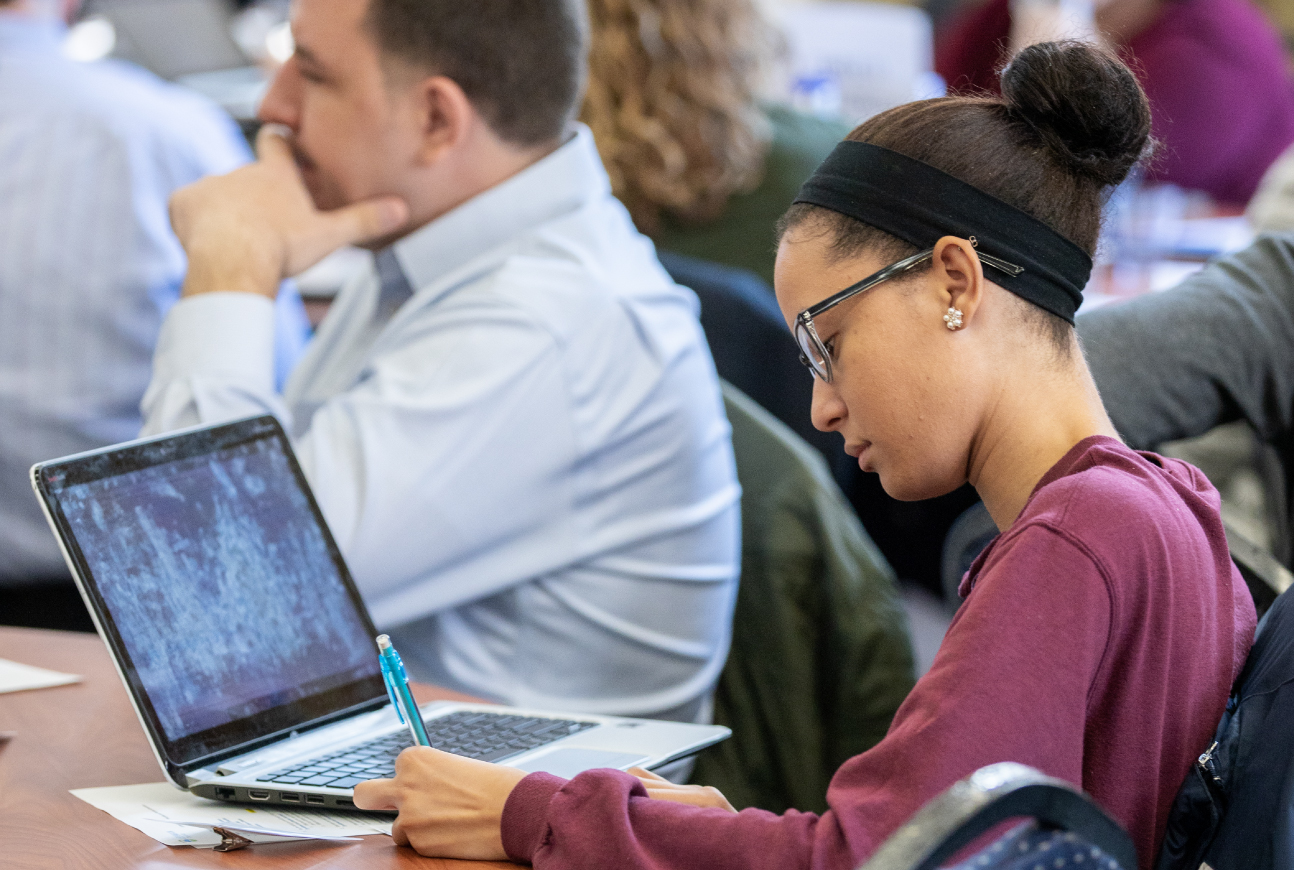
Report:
793,141,1092,324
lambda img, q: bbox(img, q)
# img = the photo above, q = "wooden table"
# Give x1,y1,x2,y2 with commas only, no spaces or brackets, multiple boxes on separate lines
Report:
0,627,512,870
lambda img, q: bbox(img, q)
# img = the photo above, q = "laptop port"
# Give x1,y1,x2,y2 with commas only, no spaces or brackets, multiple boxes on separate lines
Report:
248,790,271,801
214,787,235,800
305,795,326,805
335,798,354,808
280,792,301,802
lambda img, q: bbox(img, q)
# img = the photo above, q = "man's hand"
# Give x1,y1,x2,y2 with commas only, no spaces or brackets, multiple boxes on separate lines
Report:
169,125,409,299
352,747,526,861
628,767,737,811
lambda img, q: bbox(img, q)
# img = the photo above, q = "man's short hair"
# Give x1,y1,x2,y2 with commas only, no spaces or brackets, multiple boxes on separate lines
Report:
364,0,588,147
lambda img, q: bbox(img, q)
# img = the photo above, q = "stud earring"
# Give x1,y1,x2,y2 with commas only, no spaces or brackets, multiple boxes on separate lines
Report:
943,307,964,330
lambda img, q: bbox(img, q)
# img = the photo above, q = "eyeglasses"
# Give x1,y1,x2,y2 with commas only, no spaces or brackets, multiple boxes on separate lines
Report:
792,241,1024,383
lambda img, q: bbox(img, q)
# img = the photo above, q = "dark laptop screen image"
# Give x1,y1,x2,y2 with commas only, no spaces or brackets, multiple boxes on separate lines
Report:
51,431,380,745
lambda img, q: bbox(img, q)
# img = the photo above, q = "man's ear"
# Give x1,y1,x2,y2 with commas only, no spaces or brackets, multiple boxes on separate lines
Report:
413,75,474,166
931,236,985,329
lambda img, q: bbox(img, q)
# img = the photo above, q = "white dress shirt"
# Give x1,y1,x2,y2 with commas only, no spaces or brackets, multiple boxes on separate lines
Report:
141,127,741,720
0,15,309,583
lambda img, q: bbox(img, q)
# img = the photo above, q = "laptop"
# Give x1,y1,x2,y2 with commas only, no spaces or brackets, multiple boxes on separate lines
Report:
30,415,728,811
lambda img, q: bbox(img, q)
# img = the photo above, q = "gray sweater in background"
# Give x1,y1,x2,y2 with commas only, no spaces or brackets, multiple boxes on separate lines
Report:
1080,234,1294,449
1078,233,1294,556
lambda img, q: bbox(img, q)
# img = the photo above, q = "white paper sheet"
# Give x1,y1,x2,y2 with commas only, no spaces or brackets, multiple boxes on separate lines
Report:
70,782,391,848
0,657,80,694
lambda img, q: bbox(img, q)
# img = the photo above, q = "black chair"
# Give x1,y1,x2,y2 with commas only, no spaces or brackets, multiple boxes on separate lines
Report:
859,762,1135,870
1223,522,1294,619
655,250,836,466
940,501,996,614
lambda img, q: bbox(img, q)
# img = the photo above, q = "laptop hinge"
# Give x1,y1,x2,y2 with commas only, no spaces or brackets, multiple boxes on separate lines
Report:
205,705,397,777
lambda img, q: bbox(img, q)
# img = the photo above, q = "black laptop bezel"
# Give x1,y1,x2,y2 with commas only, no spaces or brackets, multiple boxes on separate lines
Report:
31,415,388,784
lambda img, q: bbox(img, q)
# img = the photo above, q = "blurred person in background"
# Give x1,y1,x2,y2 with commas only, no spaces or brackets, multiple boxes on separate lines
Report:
935,0,1294,206
0,0,309,631
581,0,849,287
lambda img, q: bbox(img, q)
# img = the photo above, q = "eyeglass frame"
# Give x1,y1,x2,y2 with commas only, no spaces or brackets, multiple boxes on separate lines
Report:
792,239,1025,383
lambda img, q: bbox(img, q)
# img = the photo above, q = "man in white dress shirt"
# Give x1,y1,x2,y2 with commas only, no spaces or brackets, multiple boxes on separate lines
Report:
142,0,741,721
0,0,309,630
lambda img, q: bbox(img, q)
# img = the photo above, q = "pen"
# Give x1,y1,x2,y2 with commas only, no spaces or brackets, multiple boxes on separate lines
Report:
376,634,430,747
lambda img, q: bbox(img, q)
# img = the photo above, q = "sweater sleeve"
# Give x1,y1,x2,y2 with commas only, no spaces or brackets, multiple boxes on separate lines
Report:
1078,233,1294,450
500,522,1113,870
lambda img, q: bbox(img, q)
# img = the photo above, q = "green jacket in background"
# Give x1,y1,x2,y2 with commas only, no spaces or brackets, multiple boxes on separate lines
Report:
690,383,917,814
654,105,852,287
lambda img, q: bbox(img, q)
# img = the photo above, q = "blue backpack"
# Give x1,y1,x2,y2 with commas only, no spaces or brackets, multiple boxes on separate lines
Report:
1156,585,1294,869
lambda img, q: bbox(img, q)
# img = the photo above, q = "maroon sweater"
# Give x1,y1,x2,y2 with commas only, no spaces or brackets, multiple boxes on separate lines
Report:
935,0,1294,205
501,437,1256,869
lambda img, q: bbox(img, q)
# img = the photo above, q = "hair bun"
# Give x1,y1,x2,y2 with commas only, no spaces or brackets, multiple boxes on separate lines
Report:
999,40,1152,187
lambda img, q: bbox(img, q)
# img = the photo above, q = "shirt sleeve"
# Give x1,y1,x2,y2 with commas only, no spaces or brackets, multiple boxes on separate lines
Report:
141,285,582,618
500,522,1113,870
1078,233,1294,449
140,292,283,431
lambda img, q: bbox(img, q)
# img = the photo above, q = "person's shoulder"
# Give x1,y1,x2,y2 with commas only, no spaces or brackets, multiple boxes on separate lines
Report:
99,61,243,128
1028,438,1205,522
1013,439,1226,591
54,59,248,166
966,444,1161,602
482,216,695,325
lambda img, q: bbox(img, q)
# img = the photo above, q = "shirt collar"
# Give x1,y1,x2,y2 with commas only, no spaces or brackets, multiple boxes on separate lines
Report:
0,14,67,54
390,124,612,292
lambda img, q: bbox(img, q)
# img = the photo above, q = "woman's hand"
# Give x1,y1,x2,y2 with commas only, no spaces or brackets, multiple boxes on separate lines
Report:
352,747,527,861
627,767,737,812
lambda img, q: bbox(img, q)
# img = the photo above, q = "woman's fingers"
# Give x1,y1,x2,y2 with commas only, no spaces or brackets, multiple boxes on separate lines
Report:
351,777,398,811
628,766,671,783
389,815,411,847
627,770,738,813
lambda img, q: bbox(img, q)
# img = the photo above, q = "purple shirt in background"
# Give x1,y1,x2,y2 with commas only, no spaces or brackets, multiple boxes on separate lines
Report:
935,0,1294,205
501,437,1257,870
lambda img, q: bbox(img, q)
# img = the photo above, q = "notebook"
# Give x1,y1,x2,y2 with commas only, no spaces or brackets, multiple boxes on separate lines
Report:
31,415,728,810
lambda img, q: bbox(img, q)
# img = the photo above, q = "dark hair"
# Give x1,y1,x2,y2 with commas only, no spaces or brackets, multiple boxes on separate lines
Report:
363,0,588,146
780,41,1153,347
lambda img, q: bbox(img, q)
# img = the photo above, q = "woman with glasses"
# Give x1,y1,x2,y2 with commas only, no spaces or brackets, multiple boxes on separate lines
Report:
353,41,1256,870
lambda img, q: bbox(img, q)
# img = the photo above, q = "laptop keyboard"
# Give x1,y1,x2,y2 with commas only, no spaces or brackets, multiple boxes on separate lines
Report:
256,710,597,789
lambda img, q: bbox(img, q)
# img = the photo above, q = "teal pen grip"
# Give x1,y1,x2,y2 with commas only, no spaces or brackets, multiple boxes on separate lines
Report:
394,677,431,746
377,637,430,746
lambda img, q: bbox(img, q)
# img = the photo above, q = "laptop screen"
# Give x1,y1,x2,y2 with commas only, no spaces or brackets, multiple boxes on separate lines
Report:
34,416,386,770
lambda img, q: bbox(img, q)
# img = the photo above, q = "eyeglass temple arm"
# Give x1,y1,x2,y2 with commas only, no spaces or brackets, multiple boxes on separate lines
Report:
977,252,1024,277
800,246,1024,321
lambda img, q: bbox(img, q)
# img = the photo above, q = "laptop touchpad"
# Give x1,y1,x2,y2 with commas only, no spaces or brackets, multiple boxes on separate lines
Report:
512,748,649,779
